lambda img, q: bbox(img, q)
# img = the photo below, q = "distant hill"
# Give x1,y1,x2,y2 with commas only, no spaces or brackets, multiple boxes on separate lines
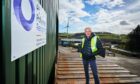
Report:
59,32,119,39
70,32,114,39
59,32,127,44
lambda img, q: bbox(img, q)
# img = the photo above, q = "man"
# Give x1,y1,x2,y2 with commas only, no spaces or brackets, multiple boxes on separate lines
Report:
80,27,105,84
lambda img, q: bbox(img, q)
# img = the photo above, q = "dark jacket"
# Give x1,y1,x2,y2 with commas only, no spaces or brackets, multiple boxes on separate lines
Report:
81,33,105,60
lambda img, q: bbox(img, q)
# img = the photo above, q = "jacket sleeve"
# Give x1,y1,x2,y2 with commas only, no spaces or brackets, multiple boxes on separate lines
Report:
92,38,105,57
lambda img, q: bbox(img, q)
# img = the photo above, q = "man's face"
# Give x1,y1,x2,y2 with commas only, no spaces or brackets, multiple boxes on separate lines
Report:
85,29,92,37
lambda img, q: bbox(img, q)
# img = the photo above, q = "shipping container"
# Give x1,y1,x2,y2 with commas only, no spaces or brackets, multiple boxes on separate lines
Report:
1,0,59,84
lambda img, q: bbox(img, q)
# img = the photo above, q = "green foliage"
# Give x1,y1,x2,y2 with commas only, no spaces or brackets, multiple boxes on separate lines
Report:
125,25,140,52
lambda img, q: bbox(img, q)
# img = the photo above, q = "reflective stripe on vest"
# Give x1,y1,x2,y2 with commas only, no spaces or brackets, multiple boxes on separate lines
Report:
80,36,98,58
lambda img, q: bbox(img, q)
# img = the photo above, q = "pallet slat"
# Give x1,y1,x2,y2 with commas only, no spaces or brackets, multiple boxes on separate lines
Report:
57,70,130,74
57,78,140,84
57,67,126,71
57,74,138,79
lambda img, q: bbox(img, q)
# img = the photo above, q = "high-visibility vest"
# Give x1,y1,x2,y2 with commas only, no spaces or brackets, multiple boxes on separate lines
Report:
80,36,98,58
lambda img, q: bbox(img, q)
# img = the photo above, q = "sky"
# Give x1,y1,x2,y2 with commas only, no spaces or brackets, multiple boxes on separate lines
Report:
59,0,140,34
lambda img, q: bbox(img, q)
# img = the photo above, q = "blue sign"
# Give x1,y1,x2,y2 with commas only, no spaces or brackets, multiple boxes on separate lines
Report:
13,0,35,31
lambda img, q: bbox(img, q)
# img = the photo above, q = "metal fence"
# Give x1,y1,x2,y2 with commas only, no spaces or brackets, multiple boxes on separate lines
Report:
1,0,59,84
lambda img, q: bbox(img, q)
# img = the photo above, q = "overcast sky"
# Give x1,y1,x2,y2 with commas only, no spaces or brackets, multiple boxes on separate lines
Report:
59,0,140,34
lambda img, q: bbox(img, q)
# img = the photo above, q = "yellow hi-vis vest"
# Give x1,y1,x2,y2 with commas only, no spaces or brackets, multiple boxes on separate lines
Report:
80,36,98,58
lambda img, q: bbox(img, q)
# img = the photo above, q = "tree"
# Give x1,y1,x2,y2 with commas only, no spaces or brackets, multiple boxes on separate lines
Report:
126,25,140,52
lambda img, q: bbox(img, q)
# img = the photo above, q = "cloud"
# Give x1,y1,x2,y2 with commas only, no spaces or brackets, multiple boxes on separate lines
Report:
85,0,106,5
89,8,139,34
69,0,85,9
59,0,140,34
120,21,130,25
59,0,90,25
126,0,140,13
85,0,125,9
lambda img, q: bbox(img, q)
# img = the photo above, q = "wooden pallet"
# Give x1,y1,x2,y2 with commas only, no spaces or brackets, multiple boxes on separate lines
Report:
55,47,140,84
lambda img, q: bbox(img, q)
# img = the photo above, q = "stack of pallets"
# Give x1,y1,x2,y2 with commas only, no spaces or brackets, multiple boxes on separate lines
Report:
55,47,140,84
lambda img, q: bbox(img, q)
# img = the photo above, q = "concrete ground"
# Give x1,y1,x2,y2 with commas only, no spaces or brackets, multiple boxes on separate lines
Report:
105,53,140,77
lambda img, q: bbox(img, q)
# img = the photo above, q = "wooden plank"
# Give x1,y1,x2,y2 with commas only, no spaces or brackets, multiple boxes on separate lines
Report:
58,63,117,65
57,67,126,71
58,60,114,63
58,57,108,59
57,74,138,79
57,64,119,68
56,78,140,84
57,70,130,74
58,62,114,65
58,58,111,61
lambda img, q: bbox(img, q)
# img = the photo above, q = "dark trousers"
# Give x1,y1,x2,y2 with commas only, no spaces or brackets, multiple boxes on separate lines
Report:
82,59,100,84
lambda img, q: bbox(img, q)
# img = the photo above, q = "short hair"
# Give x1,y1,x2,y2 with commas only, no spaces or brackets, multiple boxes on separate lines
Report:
84,27,92,32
